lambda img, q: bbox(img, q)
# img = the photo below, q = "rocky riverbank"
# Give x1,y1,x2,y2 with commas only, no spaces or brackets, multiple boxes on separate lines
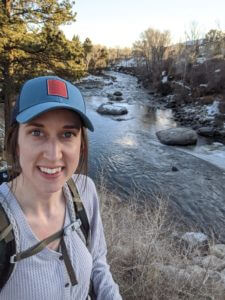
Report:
113,65,225,144
163,95,225,144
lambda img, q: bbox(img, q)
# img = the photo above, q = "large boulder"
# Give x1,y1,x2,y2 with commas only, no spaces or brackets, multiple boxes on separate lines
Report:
156,127,198,146
97,103,128,115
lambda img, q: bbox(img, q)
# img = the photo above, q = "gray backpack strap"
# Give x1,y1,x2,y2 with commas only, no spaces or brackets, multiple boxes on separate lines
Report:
0,202,16,291
0,208,14,243
67,178,91,248
10,228,64,263
67,178,96,299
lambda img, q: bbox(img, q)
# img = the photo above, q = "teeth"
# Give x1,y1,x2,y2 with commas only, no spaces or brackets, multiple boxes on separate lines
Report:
39,167,62,174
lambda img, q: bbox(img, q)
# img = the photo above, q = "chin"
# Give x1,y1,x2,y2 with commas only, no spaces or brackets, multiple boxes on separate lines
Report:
38,182,65,195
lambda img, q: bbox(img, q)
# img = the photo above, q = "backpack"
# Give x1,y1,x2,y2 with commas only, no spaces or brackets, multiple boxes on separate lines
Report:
0,175,92,294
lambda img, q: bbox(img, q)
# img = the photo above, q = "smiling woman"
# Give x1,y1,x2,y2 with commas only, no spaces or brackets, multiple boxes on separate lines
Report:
16,110,82,196
0,76,122,300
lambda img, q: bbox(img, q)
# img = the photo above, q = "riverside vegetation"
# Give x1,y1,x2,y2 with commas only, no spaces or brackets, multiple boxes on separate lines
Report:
99,183,225,300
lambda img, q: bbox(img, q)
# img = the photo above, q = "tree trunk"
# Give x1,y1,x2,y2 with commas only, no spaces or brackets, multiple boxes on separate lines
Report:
2,0,11,17
2,63,14,147
3,85,13,135
2,0,13,147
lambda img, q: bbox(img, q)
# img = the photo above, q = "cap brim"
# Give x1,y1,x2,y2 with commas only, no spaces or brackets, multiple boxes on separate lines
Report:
16,102,94,132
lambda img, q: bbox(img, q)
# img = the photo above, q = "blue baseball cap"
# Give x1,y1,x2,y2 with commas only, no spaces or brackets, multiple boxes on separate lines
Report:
12,76,94,132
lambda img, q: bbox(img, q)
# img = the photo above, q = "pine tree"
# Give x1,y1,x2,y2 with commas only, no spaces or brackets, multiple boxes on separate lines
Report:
0,0,86,133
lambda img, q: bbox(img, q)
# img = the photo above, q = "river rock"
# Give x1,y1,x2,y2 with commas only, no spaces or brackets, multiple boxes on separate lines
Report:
171,166,179,172
197,255,225,271
210,244,225,259
113,91,123,96
181,232,208,246
165,99,176,108
156,127,198,146
114,96,123,101
180,232,209,255
192,255,225,272
214,128,225,139
97,103,128,115
197,127,215,137
80,79,104,89
107,93,123,101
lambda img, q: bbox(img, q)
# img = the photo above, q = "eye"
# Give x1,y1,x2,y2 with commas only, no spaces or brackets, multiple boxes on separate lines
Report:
31,129,43,137
63,131,74,138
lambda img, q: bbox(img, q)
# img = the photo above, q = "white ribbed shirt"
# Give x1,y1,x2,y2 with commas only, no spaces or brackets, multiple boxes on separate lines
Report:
0,175,122,300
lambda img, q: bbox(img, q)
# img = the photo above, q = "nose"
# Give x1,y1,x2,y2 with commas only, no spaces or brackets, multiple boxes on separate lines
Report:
43,138,62,161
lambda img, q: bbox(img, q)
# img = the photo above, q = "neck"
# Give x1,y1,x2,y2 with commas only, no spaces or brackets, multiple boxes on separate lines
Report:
11,174,65,217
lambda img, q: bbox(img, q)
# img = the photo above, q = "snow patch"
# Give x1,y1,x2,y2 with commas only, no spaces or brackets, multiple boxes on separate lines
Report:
196,57,206,64
162,76,168,84
173,81,191,90
80,74,103,82
206,101,219,116
116,58,137,67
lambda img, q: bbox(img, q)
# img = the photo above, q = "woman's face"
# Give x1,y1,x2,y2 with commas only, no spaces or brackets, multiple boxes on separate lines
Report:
17,109,82,196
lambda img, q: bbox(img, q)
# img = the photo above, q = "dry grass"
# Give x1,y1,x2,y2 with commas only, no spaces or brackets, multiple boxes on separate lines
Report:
98,184,225,300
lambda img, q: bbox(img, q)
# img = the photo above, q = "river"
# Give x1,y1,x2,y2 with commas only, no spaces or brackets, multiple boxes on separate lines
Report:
77,71,225,240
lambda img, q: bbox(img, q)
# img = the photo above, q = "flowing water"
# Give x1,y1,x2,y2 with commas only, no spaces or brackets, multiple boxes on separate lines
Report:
77,71,225,235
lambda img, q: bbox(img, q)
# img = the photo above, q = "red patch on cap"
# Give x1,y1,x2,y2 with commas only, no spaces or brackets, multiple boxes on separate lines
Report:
47,79,68,98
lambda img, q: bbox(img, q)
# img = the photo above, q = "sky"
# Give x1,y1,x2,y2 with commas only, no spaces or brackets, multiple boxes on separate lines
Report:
62,0,225,48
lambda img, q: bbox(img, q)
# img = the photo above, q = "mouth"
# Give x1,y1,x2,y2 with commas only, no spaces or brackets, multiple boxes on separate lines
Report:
38,166,63,175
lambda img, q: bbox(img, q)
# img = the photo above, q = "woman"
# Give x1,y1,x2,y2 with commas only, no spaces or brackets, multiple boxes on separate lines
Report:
0,76,122,299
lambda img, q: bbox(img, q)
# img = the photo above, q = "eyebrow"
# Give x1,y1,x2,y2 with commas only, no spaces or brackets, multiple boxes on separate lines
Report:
25,122,81,129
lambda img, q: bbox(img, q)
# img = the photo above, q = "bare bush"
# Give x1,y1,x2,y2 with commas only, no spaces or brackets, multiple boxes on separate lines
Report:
98,184,225,299
173,84,191,104
188,59,225,97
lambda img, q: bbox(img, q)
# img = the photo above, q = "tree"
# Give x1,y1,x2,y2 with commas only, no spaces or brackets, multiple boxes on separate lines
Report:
107,48,118,65
83,37,93,69
205,29,225,56
133,28,171,78
0,0,86,133
106,47,132,67
88,45,108,72
184,21,204,60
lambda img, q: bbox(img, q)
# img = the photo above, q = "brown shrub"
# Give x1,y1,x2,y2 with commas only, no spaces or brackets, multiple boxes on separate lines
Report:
99,184,225,299
173,83,191,104
187,59,225,97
